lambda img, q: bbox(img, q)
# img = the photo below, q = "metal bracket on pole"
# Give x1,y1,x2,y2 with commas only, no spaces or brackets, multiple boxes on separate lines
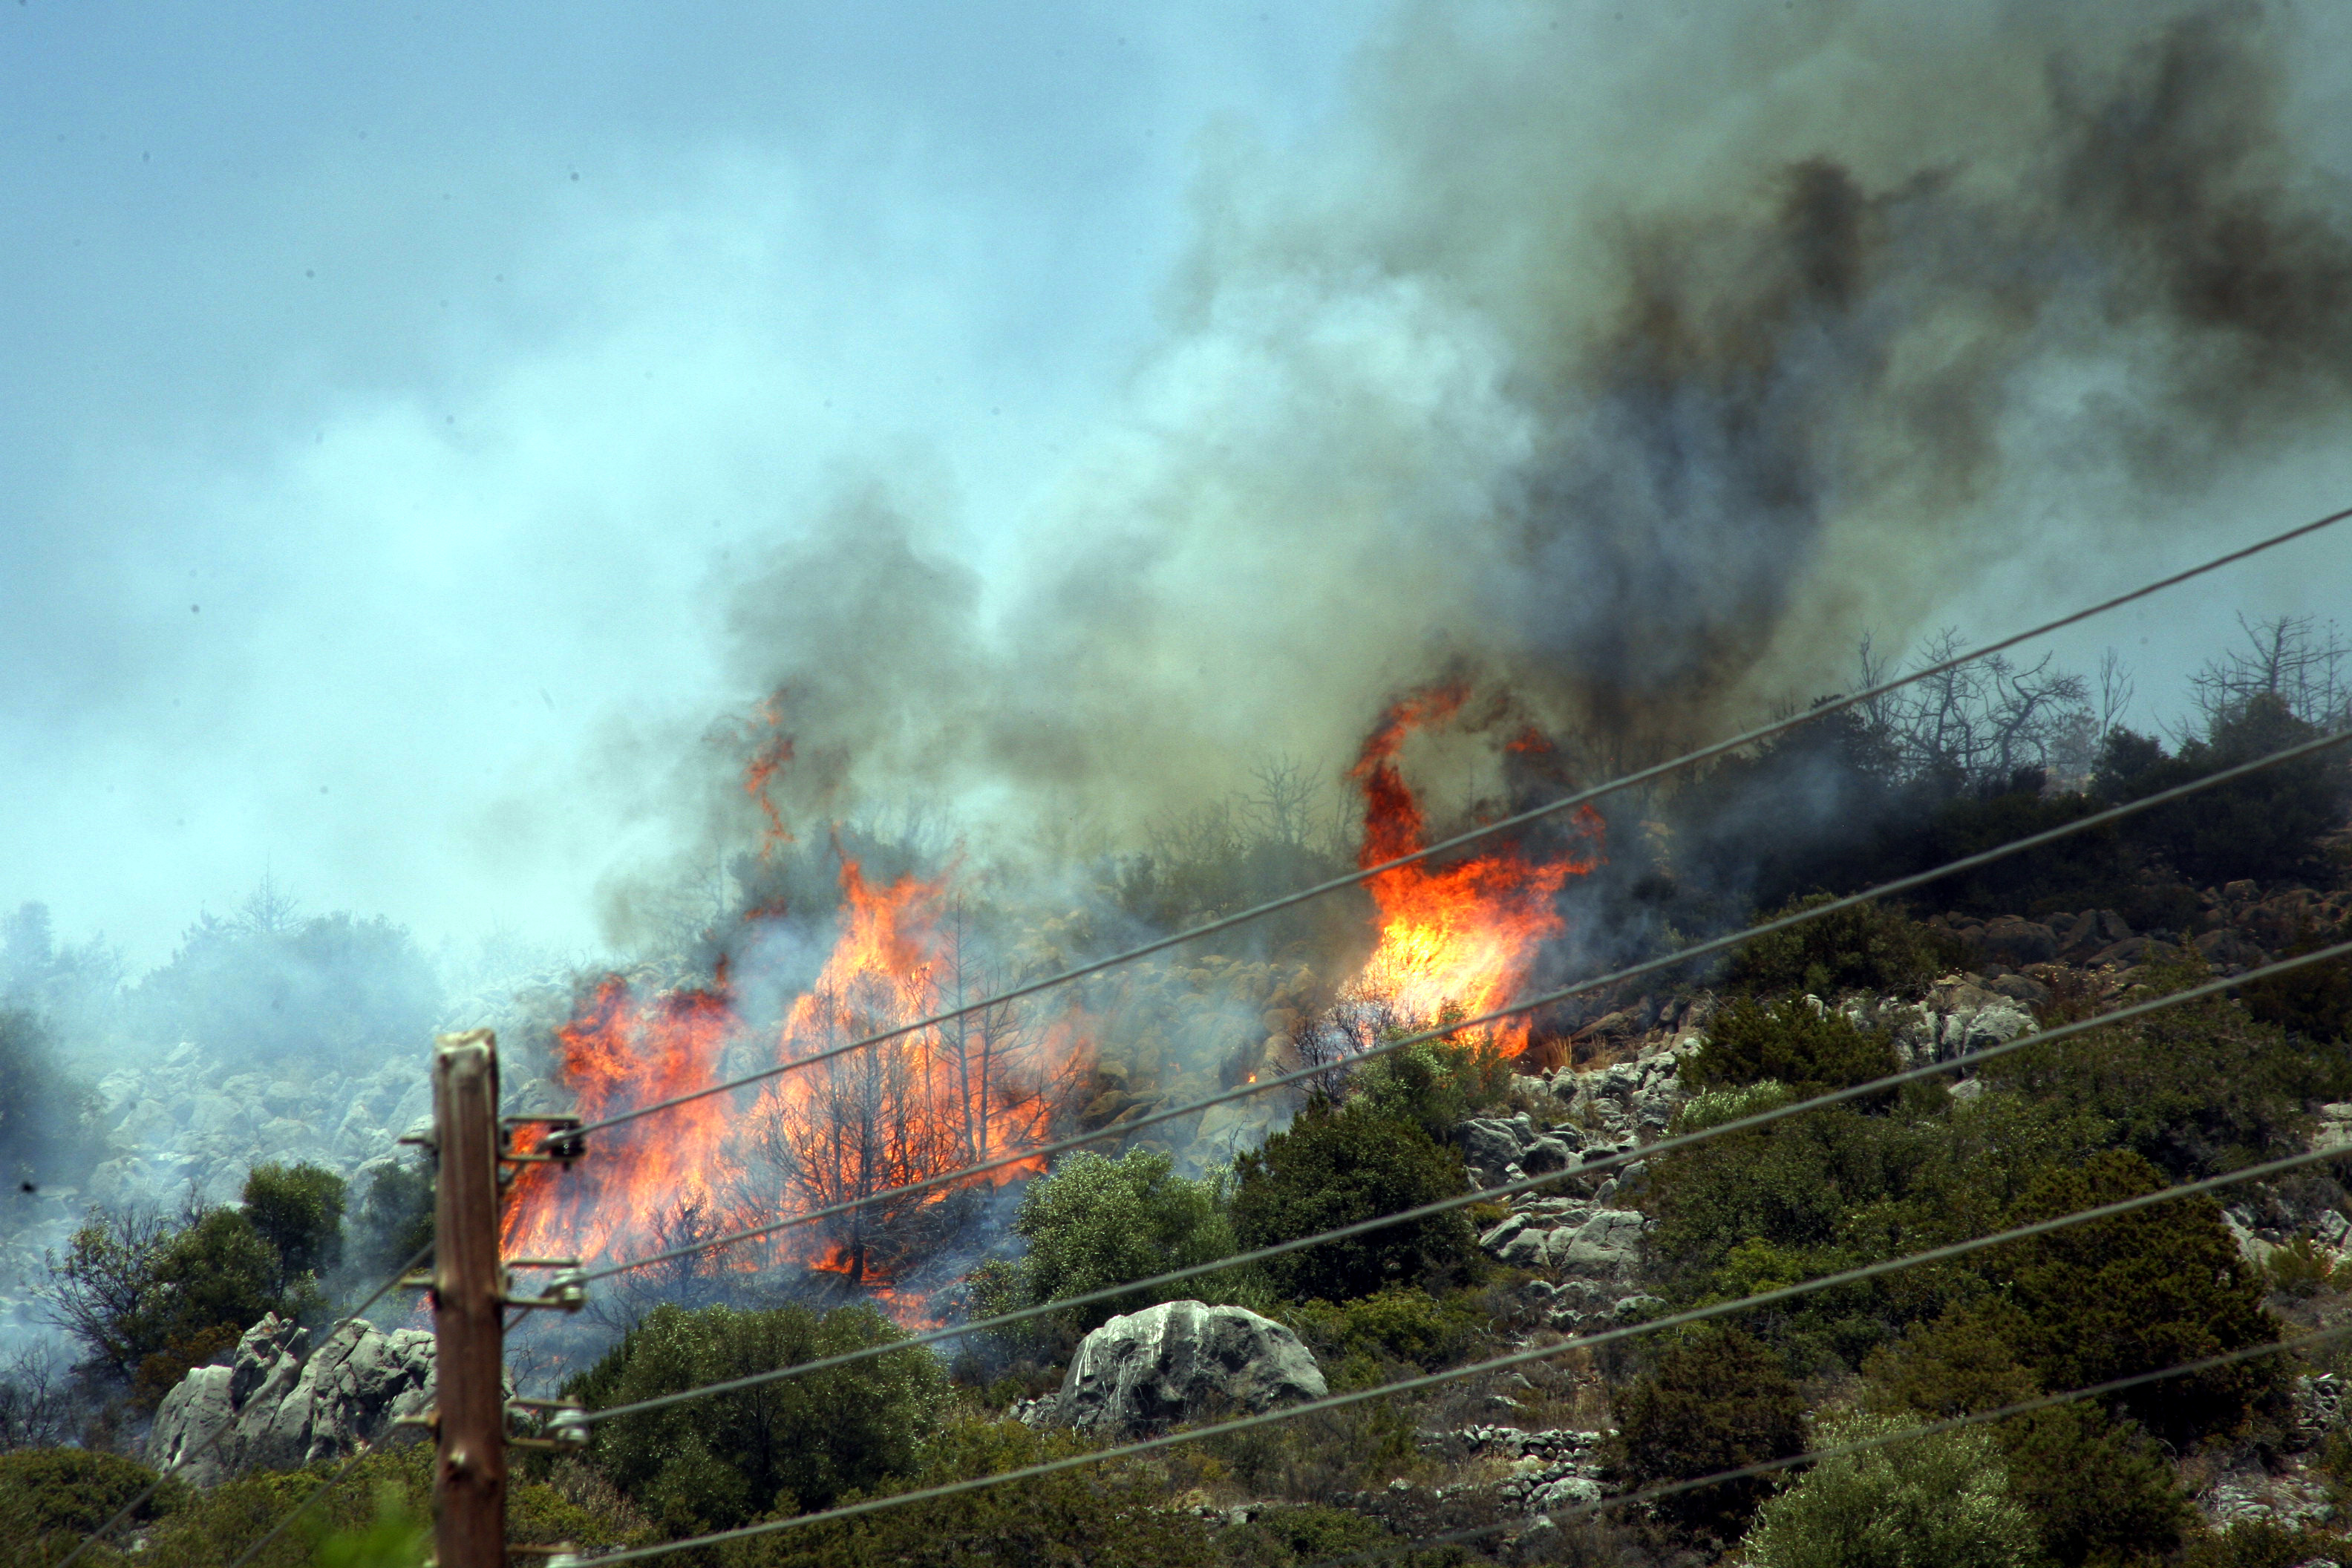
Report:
431,1028,506,1568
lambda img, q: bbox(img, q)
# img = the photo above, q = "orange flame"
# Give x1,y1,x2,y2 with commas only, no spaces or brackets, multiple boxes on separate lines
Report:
1339,687,1599,1056
502,855,1085,1317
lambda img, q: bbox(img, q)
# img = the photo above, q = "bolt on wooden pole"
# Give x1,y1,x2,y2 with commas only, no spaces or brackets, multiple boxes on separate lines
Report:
434,1028,506,1568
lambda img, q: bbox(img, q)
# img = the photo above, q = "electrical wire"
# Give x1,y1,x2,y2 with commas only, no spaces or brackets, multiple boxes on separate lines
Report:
53,1238,435,1568
580,720,2352,1287
559,1045,2352,1561
218,1440,379,1568
1298,1322,2352,1568
559,501,2352,1146
569,933,2352,1428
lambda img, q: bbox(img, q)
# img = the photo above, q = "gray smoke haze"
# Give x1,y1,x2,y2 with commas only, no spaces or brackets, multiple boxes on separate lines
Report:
674,0,2352,899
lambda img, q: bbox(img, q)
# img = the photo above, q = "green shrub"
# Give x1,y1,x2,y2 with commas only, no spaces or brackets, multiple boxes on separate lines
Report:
1860,1302,2040,1420
0,1448,184,1558
1350,1028,1513,1143
1277,1287,1489,1388
713,1417,1218,1567
1228,1097,1477,1303
1682,998,1898,1099
1990,1149,2279,1445
1606,1326,1805,1543
566,1301,944,1537
1977,993,2348,1180
241,1162,347,1293
1995,1402,2189,1566
2111,695,2352,886
979,1149,1234,1336
2241,911,2352,1045
346,1160,434,1281
1739,1413,2041,1568
2172,1518,2351,1568
1729,895,1959,999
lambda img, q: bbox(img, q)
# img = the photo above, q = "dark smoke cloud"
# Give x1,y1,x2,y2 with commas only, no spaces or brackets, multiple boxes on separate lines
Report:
646,0,2352,906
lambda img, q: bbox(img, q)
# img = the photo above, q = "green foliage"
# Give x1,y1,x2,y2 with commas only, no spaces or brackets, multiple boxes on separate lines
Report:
2172,1519,2352,1568
713,1417,1218,1567
1739,1413,2042,1568
1861,1303,2040,1420
979,1149,1235,1337
1990,1150,2279,1444
241,1161,347,1293
1729,895,1959,999
2106,695,2352,886
1995,1402,2189,1567
1278,1287,1489,1389
566,1301,944,1536
0,1448,184,1560
347,1159,435,1280
1350,1029,1513,1143
1682,997,1898,1098
1605,1326,1806,1542
1229,1097,1477,1303
310,1483,428,1568
2241,910,2352,1045
1977,993,2346,1179
2264,1233,2343,1298
43,1203,309,1405
1212,1503,1388,1567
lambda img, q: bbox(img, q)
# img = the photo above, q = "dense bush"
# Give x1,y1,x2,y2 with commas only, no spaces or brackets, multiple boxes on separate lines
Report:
715,1418,1218,1567
975,1149,1234,1337
1978,990,2348,1179
1277,1287,1489,1389
344,1159,435,1281
1606,1326,1805,1542
1738,1414,2040,1568
1350,1031,1514,1143
1990,1150,2279,1444
0,1448,184,1558
2241,910,2352,1045
566,1301,944,1537
1996,1402,2189,1566
241,1162,347,1295
1229,1097,1477,1302
1681,997,1898,1098
2106,695,2352,886
1728,895,1958,999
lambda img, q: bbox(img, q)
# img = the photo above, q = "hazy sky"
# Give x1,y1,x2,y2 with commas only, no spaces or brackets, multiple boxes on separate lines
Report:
0,2,1374,966
5,1,2349,973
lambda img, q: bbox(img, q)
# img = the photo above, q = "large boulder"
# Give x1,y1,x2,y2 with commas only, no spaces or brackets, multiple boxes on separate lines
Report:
147,1311,438,1486
1048,1300,1326,1438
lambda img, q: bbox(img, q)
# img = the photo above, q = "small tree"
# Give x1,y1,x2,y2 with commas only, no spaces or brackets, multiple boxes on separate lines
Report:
1606,1325,1806,1542
984,1149,1233,1335
1740,1413,2042,1568
241,1162,347,1294
1228,1097,1477,1303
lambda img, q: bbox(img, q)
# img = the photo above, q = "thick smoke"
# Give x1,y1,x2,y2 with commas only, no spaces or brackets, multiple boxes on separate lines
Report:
668,0,2352,892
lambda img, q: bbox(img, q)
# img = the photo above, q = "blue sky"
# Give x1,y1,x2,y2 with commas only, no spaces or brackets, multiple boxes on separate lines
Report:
0,2,1373,964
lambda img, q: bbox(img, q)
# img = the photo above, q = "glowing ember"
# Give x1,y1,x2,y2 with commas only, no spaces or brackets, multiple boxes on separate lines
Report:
1337,685,1600,1056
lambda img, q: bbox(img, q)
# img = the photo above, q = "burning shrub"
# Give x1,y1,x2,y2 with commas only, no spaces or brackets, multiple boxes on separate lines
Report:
1728,895,1959,1000
565,1301,944,1536
1682,996,1898,1099
1228,1096,1477,1304
1605,1325,1806,1543
973,1149,1235,1340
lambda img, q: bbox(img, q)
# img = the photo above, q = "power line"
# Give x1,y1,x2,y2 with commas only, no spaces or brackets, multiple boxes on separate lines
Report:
1301,1322,2352,1568
54,1238,434,1568
560,500,2352,1145
569,932,2352,1428
562,1071,2352,1562
581,720,2352,1287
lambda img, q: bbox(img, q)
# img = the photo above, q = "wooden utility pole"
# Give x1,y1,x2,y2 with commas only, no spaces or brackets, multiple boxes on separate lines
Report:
434,1028,506,1568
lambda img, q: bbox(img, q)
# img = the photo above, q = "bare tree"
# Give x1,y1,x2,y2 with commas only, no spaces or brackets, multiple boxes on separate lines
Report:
1862,630,2093,792
2189,613,2351,733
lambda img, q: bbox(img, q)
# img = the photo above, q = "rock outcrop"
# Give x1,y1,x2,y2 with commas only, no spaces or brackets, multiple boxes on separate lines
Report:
147,1311,438,1486
1040,1300,1326,1438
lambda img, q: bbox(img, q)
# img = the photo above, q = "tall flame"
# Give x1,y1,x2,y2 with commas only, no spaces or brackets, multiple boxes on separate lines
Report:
1339,685,1599,1056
